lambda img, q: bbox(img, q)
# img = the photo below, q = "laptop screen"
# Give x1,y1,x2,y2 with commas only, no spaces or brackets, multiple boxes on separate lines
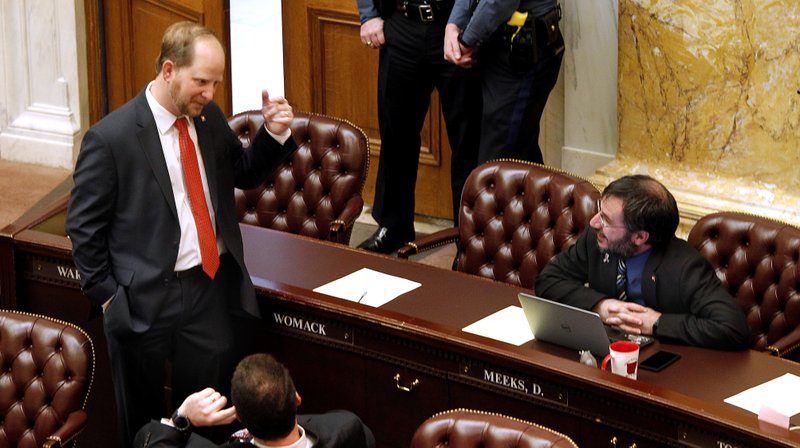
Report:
518,292,653,356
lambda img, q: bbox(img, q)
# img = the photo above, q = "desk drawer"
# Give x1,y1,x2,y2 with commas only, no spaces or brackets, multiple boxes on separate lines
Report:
362,358,449,448
265,333,368,414
580,421,669,448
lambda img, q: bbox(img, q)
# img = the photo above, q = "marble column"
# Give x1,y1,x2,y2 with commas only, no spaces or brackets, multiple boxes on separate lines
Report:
0,0,89,169
560,0,620,176
595,0,800,229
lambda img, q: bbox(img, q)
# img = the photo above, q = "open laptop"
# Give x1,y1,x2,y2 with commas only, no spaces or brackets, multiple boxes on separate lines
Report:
518,292,653,357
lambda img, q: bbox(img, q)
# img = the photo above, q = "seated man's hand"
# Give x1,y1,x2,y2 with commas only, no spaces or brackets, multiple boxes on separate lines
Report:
176,388,237,428
594,299,662,335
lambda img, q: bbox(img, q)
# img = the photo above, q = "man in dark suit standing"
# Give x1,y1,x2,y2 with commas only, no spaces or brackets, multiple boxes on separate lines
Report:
133,353,376,448
355,0,482,254
66,21,297,446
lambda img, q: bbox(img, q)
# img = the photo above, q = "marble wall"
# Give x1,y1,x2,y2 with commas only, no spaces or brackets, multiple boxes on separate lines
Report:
597,0,800,227
561,0,619,175
0,0,88,169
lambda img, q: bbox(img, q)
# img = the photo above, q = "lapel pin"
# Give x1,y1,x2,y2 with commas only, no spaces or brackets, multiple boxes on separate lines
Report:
603,253,609,263
200,115,206,122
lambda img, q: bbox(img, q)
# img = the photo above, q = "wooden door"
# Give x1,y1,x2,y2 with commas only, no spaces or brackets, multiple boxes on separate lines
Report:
282,1,455,220
90,0,232,120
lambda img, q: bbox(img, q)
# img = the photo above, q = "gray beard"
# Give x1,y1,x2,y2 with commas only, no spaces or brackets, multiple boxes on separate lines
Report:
600,233,637,259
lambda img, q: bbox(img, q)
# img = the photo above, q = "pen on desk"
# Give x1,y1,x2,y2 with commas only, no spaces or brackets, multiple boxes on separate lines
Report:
358,291,367,303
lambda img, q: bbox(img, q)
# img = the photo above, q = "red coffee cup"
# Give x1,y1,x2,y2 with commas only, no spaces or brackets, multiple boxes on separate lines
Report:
601,340,640,379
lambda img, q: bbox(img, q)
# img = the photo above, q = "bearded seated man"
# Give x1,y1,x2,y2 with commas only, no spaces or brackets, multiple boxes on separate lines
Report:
535,175,749,351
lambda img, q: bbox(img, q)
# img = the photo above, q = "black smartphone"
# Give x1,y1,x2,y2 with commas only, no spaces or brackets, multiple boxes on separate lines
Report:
639,350,681,372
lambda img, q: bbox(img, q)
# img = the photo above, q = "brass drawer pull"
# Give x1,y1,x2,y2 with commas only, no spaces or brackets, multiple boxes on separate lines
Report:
394,373,419,392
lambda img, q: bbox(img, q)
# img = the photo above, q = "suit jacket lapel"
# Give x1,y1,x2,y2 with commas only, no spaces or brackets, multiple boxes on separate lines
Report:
642,246,666,306
599,250,619,298
193,113,220,213
134,91,178,220
589,230,621,297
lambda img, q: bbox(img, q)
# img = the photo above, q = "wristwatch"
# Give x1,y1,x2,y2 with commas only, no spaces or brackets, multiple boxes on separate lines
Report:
170,409,192,433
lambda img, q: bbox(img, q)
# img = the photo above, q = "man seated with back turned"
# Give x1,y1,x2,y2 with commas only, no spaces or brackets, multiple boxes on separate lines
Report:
535,175,750,350
133,353,376,447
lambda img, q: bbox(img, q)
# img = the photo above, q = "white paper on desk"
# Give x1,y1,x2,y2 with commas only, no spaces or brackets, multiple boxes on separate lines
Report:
312,268,420,308
724,373,800,418
462,306,534,346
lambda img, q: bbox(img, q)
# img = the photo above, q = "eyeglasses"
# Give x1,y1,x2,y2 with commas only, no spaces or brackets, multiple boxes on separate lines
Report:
596,199,628,229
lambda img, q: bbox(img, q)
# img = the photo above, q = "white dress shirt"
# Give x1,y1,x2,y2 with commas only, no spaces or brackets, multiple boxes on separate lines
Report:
145,82,223,271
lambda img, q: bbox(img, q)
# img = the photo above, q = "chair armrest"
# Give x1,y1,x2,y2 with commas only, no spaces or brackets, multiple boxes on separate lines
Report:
43,410,88,448
327,196,364,244
397,228,459,259
766,328,800,358
329,220,347,244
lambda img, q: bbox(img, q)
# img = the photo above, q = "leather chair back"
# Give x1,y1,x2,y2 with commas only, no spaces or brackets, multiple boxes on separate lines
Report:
229,111,369,244
456,160,600,289
688,212,800,359
0,310,94,448
410,409,578,448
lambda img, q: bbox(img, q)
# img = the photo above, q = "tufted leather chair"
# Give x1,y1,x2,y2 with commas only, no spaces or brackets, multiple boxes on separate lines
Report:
0,310,94,448
688,212,800,360
398,160,600,290
228,110,369,245
410,409,578,448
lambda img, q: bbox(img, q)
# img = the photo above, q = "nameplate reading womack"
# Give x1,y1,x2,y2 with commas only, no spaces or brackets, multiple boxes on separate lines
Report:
458,361,568,406
23,256,81,287
269,309,353,345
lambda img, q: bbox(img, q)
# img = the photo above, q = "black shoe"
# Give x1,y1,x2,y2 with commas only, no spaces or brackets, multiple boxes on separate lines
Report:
357,227,413,254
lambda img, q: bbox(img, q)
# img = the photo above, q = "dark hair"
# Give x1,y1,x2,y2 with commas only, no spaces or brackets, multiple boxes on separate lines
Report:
231,353,297,440
602,174,679,247
155,21,218,74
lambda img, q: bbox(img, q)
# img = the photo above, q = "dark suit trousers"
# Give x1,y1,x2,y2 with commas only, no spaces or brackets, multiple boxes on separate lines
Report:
372,13,481,230
476,31,564,164
106,255,239,447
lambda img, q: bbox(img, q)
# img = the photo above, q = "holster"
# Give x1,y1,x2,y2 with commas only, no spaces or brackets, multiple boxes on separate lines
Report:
504,16,538,74
535,5,562,47
504,5,562,74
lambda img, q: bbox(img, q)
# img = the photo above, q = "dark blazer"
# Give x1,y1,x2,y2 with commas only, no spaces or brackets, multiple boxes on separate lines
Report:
535,228,750,350
133,410,376,448
297,411,376,448
67,89,296,329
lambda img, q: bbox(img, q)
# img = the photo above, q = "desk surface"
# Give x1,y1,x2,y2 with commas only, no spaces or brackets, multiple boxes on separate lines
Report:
241,224,800,446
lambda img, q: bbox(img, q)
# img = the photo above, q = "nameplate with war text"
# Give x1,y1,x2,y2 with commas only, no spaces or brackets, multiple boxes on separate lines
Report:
23,256,82,287
268,308,353,345
457,361,568,406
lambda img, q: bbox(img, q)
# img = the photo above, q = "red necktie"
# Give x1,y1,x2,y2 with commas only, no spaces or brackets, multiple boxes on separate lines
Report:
175,118,219,279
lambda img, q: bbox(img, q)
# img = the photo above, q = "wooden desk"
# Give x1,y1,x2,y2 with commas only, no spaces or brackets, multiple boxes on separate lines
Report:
240,224,800,448
2,196,800,448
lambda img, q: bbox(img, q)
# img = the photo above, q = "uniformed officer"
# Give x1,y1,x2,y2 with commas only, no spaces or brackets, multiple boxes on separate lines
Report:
356,0,482,253
445,0,564,164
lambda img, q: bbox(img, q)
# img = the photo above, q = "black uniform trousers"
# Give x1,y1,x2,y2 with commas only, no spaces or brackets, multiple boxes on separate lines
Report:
104,254,240,447
476,29,564,164
373,12,481,231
